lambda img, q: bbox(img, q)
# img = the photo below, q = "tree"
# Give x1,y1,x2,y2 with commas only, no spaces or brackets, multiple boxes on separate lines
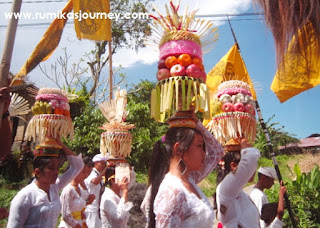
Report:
40,0,151,103
126,80,168,172
64,85,105,155
80,0,151,102
254,115,299,157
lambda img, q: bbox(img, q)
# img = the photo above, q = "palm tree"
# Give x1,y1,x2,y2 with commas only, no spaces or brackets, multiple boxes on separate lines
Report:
254,115,299,158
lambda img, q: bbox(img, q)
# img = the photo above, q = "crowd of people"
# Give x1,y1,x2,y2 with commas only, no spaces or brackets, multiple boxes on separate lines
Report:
1,85,287,228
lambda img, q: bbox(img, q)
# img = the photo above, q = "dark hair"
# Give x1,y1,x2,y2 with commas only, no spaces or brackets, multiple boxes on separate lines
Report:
28,156,58,183
83,157,94,167
148,127,201,228
261,202,278,225
216,151,241,185
105,167,115,187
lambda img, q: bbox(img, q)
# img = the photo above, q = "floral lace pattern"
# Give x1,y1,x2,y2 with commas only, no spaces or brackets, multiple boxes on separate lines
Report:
154,174,214,228
59,184,88,227
154,122,223,228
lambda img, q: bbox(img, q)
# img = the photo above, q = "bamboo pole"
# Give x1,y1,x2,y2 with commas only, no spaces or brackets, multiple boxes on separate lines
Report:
108,40,113,100
0,0,23,128
227,16,298,228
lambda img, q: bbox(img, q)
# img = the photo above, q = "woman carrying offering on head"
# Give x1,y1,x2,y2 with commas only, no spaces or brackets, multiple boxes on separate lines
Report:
7,137,84,228
215,138,261,228
147,112,224,228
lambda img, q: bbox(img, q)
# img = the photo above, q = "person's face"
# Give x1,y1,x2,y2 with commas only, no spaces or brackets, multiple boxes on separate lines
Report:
95,160,106,172
263,176,275,189
35,158,59,185
182,133,205,171
75,165,92,182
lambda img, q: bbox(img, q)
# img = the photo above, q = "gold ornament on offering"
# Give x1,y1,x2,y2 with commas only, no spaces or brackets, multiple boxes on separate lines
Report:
148,0,218,122
25,88,74,156
99,89,134,160
166,110,198,129
206,80,257,146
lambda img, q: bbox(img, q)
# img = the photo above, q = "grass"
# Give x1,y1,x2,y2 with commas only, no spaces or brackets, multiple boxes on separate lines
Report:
0,152,318,227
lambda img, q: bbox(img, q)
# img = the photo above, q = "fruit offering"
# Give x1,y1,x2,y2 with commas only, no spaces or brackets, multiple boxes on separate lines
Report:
156,54,206,82
206,80,256,145
149,1,218,122
25,88,74,150
31,89,70,117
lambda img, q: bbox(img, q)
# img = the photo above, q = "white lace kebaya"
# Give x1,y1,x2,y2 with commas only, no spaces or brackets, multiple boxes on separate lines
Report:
7,154,84,228
154,122,224,228
58,184,89,227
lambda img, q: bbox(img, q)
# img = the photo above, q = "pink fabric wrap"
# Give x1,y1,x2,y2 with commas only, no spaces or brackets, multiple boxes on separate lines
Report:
217,88,252,98
36,93,68,103
159,40,202,60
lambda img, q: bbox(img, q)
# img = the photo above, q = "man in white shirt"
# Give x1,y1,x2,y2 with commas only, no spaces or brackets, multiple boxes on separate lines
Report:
250,167,278,228
85,154,108,228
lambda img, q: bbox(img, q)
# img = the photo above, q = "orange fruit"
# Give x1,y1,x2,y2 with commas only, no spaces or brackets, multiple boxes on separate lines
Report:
178,54,192,67
164,56,178,69
64,110,71,117
54,107,64,115
192,57,202,68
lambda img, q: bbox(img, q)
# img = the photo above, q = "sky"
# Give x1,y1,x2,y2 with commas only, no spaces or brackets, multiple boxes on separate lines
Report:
0,0,319,139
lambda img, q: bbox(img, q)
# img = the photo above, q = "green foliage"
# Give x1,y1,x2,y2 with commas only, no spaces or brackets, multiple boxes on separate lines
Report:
266,164,320,227
200,171,217,197
126,81,168,172
136,172,148,184
0,188,18,209
254,115,299,158
66,104,105,155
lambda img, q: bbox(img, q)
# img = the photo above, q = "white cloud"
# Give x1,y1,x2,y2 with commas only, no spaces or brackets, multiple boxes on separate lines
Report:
113,0,252,68
0,0,252,87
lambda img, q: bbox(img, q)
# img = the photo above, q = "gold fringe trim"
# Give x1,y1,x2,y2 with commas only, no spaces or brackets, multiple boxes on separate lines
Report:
25,114,74,143
206,112,256,145
100,131,133,158
151,76,210,122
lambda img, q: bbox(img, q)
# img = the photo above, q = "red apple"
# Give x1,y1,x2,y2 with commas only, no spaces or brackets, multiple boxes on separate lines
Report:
156,68,170,81
222,102,234,112
244,103,255,115
158,58,167,69
186,64,202,78
170,64,186,76
234,103,245,112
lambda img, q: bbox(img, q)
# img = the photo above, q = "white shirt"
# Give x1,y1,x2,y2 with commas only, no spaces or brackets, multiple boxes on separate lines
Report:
216,147,261,228
153,122,224,228
250,187,269,228
59,184,89,228
7,154,84,228
100,187,133,228
85,168,103,213
268,217,284,228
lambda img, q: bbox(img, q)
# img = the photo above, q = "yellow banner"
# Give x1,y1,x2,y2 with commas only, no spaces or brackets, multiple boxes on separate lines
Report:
271,23,320,103
206,44,257,100
11,0,73,86
73,0,111,41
